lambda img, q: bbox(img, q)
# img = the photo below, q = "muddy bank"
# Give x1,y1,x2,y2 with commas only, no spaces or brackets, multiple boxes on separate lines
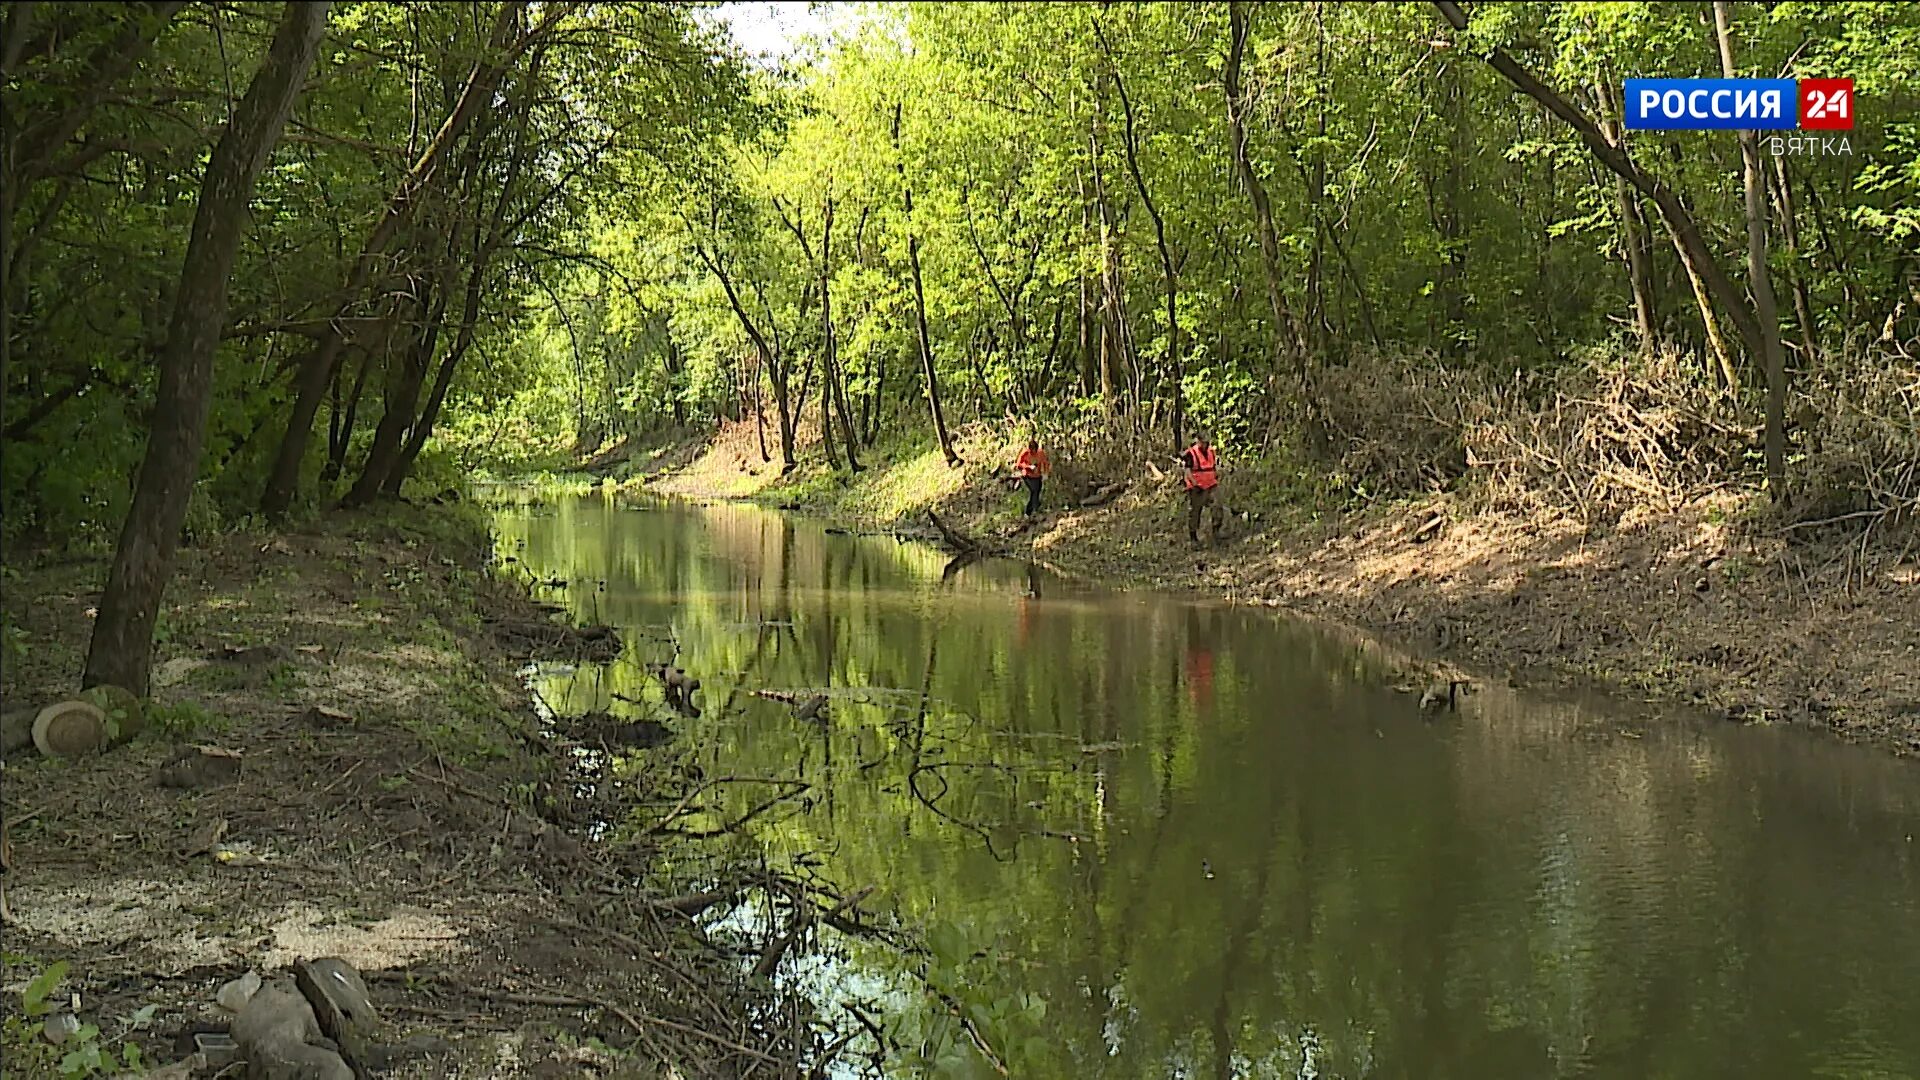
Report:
0,504,817,1076
631,421,1920,758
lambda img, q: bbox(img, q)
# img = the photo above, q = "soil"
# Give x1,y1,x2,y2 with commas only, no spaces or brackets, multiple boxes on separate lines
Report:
0,505,814,1077
639,419,1920,759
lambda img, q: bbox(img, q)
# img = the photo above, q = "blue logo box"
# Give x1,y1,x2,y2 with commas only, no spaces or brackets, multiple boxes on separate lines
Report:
1624,78,1798,130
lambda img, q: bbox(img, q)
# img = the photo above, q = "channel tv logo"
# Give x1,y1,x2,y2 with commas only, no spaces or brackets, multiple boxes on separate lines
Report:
1624,78,1854,131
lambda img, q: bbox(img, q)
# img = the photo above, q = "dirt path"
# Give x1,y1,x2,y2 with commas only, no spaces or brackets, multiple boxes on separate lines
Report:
637,421,1920,759
1,505,813,1076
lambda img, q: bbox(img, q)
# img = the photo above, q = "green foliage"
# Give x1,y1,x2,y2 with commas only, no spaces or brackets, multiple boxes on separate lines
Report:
3,959,155,1078
145,699,225,737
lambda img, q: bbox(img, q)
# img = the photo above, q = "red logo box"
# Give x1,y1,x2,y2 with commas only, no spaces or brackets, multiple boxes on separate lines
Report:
1799,79,1854,130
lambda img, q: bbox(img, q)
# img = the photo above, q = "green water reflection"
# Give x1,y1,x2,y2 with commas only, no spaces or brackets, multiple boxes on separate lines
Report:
489,491,1920,1079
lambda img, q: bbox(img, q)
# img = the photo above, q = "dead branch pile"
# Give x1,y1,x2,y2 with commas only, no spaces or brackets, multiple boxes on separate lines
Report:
1304,347,1920,540
1775,354,1920,541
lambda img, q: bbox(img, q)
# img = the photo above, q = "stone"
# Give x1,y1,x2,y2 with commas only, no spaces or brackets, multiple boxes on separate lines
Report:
294,957,378,1073
231,976,353,1080
216,971,262,1013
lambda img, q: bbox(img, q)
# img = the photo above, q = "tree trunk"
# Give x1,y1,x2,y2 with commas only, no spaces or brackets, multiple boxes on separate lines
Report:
1100,25,1184,448
260,1,535,517
1224,2,1306,379
344,275,445,506
696,243,793,468
892,103,960,467
1307,4,1332,351
1768,153,1819,363
1090,76,1127,414
1714,1,1786,492
1594,80,1660,356
664,333,688,427
1434,69,1468,360
1076,157,1097,396
84,0,328,697
820,197,861,471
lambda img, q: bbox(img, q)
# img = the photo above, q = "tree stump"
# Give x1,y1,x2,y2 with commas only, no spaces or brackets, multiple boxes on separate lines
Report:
32,700,108,758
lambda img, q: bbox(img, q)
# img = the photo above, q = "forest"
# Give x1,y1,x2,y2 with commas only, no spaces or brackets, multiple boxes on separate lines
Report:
3,2,1918,1076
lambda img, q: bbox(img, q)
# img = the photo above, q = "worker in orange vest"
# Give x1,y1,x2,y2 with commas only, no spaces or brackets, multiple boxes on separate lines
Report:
1177,430,1224,545
1012,438,1052,517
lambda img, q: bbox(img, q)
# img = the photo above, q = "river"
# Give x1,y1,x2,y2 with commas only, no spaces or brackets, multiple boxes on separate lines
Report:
487,490,1920,1079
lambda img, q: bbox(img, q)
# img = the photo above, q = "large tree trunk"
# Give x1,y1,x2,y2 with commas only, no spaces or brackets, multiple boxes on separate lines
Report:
892,103,960,467
260,1,536,517
84,1,328,697
344,275,445,506
1223,2,1306,380
1713,1,1786,491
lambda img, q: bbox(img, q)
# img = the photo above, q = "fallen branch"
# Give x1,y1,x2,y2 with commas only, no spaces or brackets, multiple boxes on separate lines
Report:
926,510,998,556
652,778,811,839
753,884,875,979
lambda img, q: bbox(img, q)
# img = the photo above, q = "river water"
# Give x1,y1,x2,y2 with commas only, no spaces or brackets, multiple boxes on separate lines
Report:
488,491,1920,1079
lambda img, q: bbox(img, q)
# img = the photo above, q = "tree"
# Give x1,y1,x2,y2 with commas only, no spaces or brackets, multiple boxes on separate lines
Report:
891,101,962,467
1713,1,1787,491
84,1,330,696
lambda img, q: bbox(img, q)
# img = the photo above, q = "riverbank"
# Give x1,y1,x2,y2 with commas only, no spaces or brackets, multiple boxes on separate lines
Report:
623,419,1920,758
0,503,811,1075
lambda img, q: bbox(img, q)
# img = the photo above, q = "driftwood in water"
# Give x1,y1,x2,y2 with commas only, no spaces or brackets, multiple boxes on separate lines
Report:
751,688,828,722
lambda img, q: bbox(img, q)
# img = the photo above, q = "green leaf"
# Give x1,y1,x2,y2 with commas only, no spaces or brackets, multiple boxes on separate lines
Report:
22,961,69,1017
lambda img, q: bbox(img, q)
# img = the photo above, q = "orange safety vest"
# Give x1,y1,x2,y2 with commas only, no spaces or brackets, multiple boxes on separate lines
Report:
1182,444,1219,490
1015,448,1050,478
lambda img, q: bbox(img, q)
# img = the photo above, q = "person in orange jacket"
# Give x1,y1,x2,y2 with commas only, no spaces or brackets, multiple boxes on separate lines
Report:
1177,430,1224,545
1012,438,1052,517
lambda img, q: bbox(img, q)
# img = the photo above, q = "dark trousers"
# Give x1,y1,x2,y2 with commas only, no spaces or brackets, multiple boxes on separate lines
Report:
1186,486,1223,539
1022,476,1043,516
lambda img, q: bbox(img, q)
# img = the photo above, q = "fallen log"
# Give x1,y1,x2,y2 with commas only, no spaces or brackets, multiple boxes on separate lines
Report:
927,510,1002,557
1080,480,1128,508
